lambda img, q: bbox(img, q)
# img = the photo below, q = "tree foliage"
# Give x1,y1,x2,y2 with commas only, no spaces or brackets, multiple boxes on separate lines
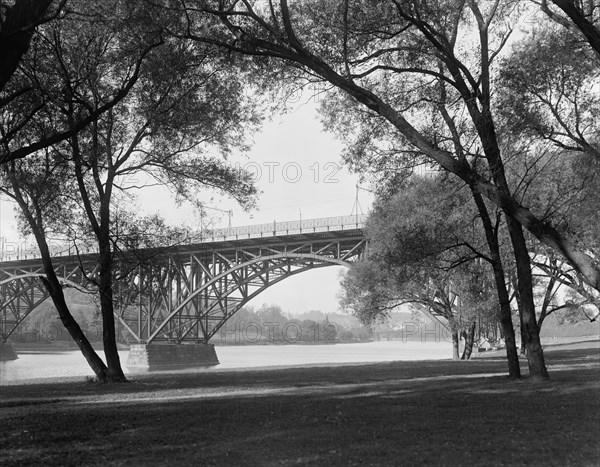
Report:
499,28,599,157
340,176,499,359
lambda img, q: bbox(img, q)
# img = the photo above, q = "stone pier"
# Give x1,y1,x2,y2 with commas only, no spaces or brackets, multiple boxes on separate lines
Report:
126,343,219,370
0,342,18,361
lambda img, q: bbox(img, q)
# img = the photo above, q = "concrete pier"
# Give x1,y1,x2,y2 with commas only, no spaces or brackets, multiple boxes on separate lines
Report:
0,342,18,361
126,343,219,370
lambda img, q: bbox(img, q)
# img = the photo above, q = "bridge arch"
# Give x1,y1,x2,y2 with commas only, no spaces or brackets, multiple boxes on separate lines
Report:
1,220,368,345
0,273,91,341
146,253,352,344
0,255,356,344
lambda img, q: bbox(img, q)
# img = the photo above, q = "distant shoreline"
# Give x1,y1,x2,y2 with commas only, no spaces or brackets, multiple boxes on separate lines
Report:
8,334,599,353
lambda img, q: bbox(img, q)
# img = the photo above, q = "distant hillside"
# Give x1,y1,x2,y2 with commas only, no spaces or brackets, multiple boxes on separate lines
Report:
14,289,101,342
296,309,425,329
21,289,98,327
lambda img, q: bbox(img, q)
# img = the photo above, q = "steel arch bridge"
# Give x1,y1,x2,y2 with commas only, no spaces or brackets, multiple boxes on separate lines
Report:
0,216,368,344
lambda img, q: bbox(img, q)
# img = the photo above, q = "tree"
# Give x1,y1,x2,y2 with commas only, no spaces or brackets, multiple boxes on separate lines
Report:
2,154,111,378
1,0,259,381
256,304,288,327
0,0,164,381
342,261,489,360
340,176,502,362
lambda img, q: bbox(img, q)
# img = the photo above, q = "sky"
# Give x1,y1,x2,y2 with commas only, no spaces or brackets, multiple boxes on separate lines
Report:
139,99,374,315
0,99,374,317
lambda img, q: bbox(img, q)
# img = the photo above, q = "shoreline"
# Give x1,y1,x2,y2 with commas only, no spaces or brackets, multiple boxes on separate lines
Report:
9,333,599,352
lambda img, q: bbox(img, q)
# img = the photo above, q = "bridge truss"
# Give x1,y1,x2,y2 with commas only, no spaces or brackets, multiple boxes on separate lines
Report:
0,217,368,344
0,264,93,342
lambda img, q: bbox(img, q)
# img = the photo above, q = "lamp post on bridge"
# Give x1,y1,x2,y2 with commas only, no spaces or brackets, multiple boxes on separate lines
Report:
199,205,234,238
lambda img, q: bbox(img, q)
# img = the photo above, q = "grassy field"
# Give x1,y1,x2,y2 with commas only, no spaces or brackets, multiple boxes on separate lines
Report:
1,341,599,466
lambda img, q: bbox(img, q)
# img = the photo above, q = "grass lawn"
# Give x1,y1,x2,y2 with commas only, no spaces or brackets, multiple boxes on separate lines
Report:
1,341,599,466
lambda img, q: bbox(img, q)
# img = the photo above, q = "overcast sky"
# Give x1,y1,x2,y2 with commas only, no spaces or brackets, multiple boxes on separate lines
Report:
0,99,373,316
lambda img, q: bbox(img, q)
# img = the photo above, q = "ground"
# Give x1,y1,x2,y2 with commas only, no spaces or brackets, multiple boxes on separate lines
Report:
1,341,599,466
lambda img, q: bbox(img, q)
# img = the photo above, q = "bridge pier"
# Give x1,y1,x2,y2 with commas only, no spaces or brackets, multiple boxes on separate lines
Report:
126,343,219,370
0,342,18,361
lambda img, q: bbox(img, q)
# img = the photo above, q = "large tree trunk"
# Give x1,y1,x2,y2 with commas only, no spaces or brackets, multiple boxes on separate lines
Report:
471,192,521,377
506,217,549,379
473,105,549,379
71,136,127,383
98,263,127,381
98,211,127,382
32,228,110,381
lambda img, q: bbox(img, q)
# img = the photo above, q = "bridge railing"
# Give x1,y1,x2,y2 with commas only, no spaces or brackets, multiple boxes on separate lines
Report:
0,215,368,262
0,242,100,263
203,214,367,242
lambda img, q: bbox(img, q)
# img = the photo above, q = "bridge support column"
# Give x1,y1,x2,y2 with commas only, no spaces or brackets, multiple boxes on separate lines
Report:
126,343,219,370
0,342,18,361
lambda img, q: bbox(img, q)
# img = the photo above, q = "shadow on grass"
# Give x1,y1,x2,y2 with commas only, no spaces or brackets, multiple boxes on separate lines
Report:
1,343,598,404
2,368,598,466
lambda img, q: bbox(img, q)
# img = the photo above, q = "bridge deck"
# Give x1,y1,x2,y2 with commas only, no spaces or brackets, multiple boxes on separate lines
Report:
0,215,367,265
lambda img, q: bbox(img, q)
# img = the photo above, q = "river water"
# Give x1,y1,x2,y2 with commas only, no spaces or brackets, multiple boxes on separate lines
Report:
0,341,452,385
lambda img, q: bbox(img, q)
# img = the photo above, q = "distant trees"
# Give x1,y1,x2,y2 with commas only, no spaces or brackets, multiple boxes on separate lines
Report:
216,304,344,344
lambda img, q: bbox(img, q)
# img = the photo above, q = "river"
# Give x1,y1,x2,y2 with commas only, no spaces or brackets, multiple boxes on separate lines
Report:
0,340,453,385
